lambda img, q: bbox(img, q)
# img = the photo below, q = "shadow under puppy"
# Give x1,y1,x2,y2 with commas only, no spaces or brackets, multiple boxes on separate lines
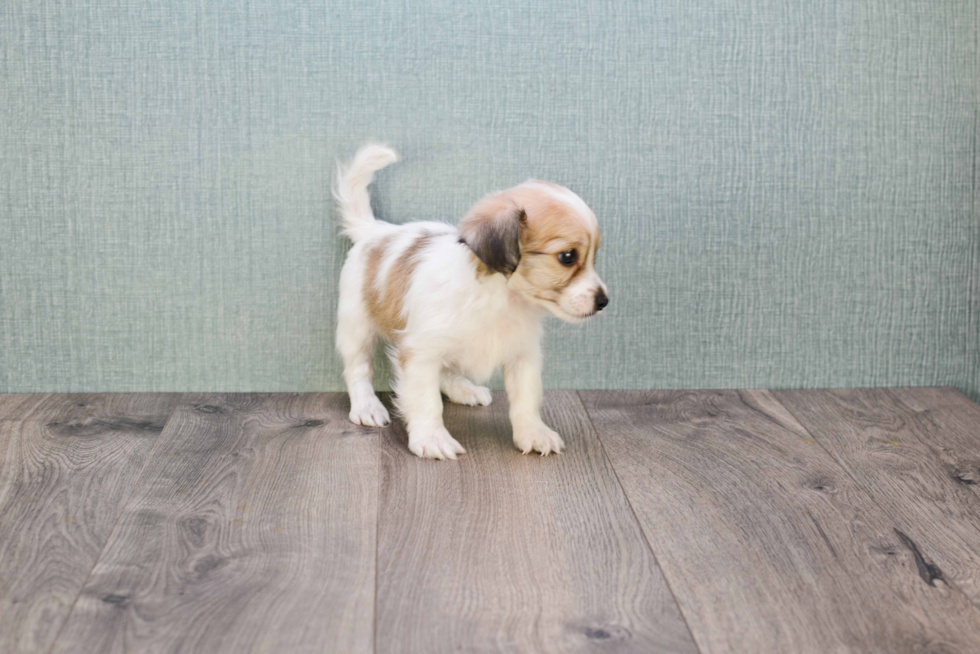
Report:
334,144,608,459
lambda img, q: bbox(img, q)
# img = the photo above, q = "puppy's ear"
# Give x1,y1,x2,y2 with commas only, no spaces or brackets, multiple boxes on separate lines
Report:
458,198,526,275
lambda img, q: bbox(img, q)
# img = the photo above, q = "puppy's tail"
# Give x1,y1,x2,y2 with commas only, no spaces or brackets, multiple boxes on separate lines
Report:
333,143,400,243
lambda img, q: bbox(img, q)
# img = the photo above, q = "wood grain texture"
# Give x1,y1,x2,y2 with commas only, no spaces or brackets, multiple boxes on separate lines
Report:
376,391,698,654
0,394,48,419
886,387,980,499
51,393,378,654
580,390,980,654
0,393,181,654
774,388,980,611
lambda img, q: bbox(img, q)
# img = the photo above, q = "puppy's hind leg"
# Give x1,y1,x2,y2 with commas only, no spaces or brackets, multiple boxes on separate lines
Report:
337,294,390,427
440,369,492,406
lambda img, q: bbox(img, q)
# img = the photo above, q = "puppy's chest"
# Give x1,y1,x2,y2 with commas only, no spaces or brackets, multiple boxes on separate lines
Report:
447,305,532,380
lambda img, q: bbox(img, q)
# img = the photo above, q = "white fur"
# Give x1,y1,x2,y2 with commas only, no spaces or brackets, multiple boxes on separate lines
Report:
334,144,602,459
332,144,399,243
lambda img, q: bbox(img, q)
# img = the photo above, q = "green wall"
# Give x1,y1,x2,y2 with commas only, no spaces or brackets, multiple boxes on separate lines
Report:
2,1,978,397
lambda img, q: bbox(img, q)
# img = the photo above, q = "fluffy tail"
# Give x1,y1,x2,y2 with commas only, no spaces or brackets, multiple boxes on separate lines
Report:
334,143,399,243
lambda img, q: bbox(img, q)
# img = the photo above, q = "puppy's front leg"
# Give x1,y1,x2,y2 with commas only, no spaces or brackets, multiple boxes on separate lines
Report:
504,345,565,455
399,356,467,460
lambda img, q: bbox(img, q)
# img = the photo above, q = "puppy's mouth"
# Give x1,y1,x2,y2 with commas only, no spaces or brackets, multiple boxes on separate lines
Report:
543,302,595,324
512,286,598,323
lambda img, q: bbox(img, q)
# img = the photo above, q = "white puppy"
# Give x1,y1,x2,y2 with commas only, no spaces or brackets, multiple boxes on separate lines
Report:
334,144,608,459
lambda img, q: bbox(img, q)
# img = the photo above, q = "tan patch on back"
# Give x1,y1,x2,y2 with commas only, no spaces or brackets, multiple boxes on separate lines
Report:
364,233,435,339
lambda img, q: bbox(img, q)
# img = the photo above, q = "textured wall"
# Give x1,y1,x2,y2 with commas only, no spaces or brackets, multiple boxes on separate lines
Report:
1,1,978,397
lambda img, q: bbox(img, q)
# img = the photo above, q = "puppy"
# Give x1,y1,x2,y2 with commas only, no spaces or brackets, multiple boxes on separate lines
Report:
334,144,607,459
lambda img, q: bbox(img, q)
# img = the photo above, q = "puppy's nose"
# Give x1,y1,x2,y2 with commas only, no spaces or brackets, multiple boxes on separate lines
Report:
594,291,609,312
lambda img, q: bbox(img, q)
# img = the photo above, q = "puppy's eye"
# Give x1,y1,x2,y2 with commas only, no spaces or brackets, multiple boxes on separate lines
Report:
557,250,577,266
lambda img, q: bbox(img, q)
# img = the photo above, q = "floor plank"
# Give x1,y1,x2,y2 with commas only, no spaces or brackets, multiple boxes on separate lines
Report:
0,393,49,420
0,393,181,654
50,393,378,654
581,390,980,654
886,387,980,498
376,391,698,654
773,388,980,612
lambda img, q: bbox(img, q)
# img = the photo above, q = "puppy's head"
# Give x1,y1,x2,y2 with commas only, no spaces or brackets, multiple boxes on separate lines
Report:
459,180,608,322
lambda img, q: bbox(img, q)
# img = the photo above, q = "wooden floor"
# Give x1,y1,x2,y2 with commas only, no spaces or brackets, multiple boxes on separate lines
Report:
1,389,980,653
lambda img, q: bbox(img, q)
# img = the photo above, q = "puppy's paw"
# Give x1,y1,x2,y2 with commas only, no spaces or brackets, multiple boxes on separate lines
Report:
349,395,390,427
443,378,493,407
513,422,565,456
408,426,466,460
